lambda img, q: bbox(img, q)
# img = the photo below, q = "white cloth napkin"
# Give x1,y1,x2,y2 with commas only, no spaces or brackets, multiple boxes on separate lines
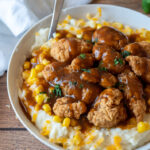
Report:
0,0,92,76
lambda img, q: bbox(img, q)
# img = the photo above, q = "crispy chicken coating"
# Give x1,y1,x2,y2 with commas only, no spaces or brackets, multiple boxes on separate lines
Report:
123,41,150,58
50,38,92,62
87,88,127,128
53,97,87,119
126,56,150,83
92,26,128,50
93,43,125,74
118,69,146,122
71,53,95,71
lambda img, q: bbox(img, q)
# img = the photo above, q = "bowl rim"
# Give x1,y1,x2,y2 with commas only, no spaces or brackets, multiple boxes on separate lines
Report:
7,4,150,150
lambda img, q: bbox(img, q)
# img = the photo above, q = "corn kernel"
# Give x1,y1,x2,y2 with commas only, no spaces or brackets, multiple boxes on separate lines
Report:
97,24,102,29
94,137,104,148
86,13,91,20
32,113,37,123
137,122,150,133
22,70,30,80
53,116,62,123
106,145,116,150
73,133,82,146
70,27,75,31
92,17,98,21
24,61,31,70
86,135,95,144
48,87,54,94
63,118,71,127
43,104,51,113
66,15,72,20
66,33,74,38
42,59,50,65
98,7,102,16
45,120,51,124
35,94,47,105
35,64,44,72
63,20,68,24
34,85,44,94
112,22,123,29
55,33,61,38
31,57,37,63
35,104,41,111
30,68,37,78
71,119,78,127
114,136,122,145
41,129,50,136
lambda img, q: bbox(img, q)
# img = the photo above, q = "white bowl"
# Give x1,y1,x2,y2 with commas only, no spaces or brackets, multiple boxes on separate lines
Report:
7,4,150,150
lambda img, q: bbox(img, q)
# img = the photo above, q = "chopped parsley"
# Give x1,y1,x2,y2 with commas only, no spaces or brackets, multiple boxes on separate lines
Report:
39,92,47,94
81,68,91,73
99,67,107,71
114,58,123,65
79,54,86,59
121,50,131,58
79,84,84,89
53,84,62,97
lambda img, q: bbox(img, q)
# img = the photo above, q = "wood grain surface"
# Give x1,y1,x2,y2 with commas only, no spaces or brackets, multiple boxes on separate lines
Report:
0,0,149,149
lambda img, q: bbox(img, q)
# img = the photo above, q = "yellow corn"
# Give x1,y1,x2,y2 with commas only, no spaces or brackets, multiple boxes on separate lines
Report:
30,68,37,78
55,33,61,38
45,120,51,124
86,13,91,20
112,22,123,29
43,104,51,113
24,61,31,70
73,132,82,146
97,24,102,29
63,20,68,24
63,118,71,127
31,57,37,63
66,33,74,38
94,137,104,148
34,85,44,94
70,27,75,31
98,7,102,16
114,136,122,145
48,87,54,94
53,116,62,123
42,59,50,65
35,94,47,105
86,135,95,144
35,64,44,72
35,104,41,111
137,122,150,133
22,70,30,80
66,15,72,20
35,32,40,36
106,145,117,150
32,113,37,123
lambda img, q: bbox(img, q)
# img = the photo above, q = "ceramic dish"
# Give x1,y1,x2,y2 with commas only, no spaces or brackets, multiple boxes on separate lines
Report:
7,4,150,150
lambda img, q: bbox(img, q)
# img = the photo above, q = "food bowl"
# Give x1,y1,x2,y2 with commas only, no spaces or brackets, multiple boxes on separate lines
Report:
7,4,150,150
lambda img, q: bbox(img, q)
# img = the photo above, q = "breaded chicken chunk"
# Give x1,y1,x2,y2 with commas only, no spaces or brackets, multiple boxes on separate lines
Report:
53,97,87,119
118,69,146,121
92,26,128,50
87,88,127,128
126,56,150,83
93,43,125,74
80,68,117,88
71,53,95,71
123,41,150,58
50,38,92,62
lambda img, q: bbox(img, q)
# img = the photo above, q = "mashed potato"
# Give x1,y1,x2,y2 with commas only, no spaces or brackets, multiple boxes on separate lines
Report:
19,8,150,150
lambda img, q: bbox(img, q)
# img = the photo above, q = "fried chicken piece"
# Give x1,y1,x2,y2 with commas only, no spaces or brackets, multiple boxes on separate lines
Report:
93,43,125,74
80,68,117,88
123,41,150,58
50,38,92,62
71,53,95,71
80,68,100,83
118,69,146,122
92,26,128,50
53,97,87,119
100,71,117,88
42,62,65,81
126,56,150,83
87,88,127,128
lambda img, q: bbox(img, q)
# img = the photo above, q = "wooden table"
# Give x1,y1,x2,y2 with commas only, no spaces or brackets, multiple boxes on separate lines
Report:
0,0,149,149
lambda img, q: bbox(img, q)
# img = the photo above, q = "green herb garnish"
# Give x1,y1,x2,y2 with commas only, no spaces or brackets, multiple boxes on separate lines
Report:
114,58,123,65
142,0,150,13
79,84,84,89
69,81,77,86
81,69,91,73
99,67,107,71
121,51,130,58
39,92,47,94
79,54,86,59
53,84,62,97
